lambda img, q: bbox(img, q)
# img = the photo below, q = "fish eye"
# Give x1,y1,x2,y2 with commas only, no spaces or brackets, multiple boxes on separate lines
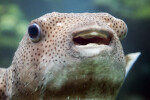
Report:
28,24,41,42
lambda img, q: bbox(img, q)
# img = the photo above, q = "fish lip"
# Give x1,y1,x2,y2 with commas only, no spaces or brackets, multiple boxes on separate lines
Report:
72,27,113,46
71,26,114,57
72,44,113,57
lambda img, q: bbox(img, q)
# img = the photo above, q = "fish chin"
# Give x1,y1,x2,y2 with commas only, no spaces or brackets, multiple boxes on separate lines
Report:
44,55,125,99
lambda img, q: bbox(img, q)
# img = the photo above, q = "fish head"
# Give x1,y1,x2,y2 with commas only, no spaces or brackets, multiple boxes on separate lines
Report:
12,12,128,99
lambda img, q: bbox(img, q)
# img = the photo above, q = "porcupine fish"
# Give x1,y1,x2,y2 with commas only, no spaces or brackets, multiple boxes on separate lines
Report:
0,12,140,100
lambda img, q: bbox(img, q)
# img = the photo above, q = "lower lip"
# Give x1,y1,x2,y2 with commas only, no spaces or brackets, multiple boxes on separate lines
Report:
73,44,112,57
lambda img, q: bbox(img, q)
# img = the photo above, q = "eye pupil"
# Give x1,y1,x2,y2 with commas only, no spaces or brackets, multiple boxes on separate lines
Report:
28,24,41,42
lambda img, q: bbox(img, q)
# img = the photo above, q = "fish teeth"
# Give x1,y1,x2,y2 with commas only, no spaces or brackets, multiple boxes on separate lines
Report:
75,43,100,48
86,43,99,46
74,31,108,39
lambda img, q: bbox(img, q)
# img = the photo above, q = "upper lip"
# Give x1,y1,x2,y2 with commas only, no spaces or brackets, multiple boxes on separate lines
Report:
72,28,113,46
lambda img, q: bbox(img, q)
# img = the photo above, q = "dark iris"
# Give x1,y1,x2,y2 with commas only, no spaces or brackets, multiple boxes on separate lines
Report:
28,24,41,42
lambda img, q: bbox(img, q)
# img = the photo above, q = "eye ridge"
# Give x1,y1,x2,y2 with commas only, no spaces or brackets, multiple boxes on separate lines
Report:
28,23,41,42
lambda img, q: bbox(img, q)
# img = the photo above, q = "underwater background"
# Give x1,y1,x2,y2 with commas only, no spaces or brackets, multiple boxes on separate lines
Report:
0,0,150,100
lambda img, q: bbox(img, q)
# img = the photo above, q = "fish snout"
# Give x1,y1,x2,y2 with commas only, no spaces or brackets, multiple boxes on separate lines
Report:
70,25,115,57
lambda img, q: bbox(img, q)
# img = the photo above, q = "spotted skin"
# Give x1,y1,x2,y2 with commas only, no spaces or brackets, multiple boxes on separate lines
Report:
0,12,128,100
0,69,7,100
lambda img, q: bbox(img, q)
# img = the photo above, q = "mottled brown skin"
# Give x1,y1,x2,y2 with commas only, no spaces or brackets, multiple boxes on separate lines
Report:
0,12,128,100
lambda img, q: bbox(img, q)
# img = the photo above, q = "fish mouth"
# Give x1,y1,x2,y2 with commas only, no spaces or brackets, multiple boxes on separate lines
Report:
73,30,112,46
72,28,113,57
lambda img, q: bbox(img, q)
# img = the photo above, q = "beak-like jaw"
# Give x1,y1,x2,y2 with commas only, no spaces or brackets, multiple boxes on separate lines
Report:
73,30,112,46
71,26,114,57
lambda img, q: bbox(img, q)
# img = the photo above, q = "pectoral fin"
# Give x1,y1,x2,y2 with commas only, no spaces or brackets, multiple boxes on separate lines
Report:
125,52,141,77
